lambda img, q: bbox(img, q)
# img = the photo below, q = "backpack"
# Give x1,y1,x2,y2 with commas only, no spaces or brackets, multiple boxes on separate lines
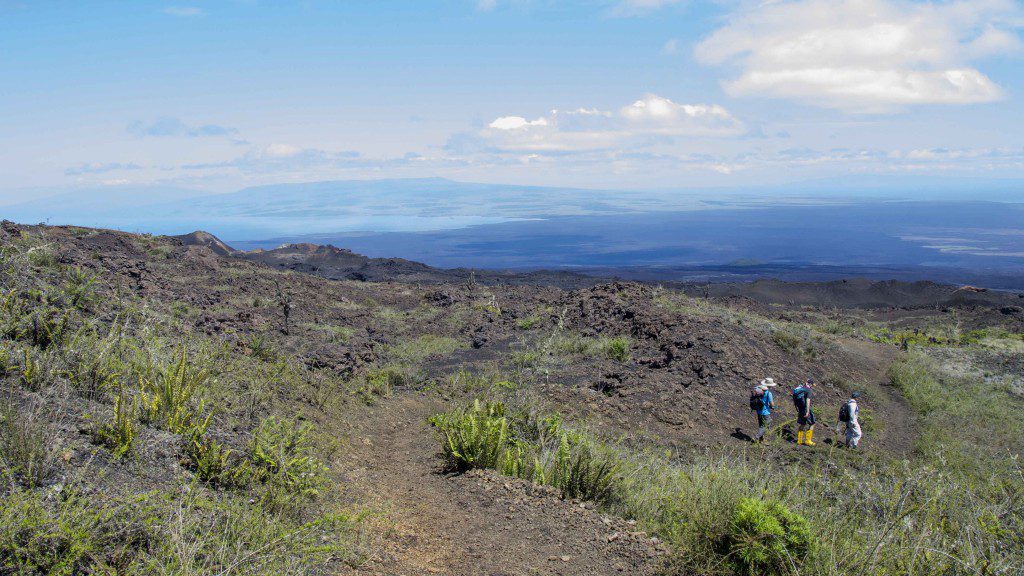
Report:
749,388,765,411
792,386,808,408
839,401,853,423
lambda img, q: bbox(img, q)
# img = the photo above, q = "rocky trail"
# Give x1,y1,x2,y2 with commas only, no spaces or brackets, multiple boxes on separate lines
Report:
337,394,664,576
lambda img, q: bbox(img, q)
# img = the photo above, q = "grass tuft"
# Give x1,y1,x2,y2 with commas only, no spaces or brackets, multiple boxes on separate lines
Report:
0,401,58,488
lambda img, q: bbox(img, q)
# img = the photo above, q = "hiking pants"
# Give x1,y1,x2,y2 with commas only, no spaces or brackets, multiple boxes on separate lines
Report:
845,422,862,448
755,413,771,440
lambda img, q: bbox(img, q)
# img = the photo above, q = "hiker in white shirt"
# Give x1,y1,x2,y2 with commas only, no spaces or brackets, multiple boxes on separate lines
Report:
836,392,862,448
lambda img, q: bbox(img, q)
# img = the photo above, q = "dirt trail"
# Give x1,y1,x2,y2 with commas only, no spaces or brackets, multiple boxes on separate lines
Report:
336,394,663,576
832,339,918,454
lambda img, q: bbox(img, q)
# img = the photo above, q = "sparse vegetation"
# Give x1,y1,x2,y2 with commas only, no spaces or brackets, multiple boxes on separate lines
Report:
249,416,329,510
432,399,621,504
90,384,138,459
0,482,357,574
247,334,279,361
3,223,1024,575
551,333,632,362
770,327,820,360
0,401,57,488
516,315,541,330
139,348,211,434
355,366,407,404
385,334,463,365
434,380,1024,576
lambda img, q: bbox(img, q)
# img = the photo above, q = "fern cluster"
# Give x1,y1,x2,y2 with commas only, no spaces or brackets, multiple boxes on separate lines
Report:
431,400,620,504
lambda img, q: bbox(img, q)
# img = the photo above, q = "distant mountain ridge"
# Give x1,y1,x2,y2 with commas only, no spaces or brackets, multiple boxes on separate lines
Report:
172,229,1024,310
174,230,602,288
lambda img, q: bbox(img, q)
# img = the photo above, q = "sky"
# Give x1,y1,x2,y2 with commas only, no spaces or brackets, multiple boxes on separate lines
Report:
1,0,1023,200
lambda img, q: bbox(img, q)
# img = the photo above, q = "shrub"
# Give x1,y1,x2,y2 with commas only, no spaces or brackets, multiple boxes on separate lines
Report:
723,498,811,576
771,328,818,360
603,337,630,362
356,366,407,404
0,345,9,375
516,316,541,330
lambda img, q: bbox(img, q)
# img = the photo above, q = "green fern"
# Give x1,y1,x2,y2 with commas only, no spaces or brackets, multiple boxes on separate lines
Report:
92,385,137,459
431,399,510,471
139,349,209,434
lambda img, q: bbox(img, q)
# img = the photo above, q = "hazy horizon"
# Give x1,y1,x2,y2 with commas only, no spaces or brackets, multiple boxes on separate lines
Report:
3,0,1023,287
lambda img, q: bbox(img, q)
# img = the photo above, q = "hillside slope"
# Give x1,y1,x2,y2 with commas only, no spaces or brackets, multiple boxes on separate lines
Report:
2,222,1022,575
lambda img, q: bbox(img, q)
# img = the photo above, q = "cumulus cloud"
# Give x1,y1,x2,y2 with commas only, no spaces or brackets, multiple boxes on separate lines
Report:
489,116,549,130
458,94,744,154
695,0,1024,112
621,95,744,135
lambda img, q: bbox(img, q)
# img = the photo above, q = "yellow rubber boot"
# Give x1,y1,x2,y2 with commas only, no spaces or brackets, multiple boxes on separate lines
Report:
805,429,816,447
797,430,805,445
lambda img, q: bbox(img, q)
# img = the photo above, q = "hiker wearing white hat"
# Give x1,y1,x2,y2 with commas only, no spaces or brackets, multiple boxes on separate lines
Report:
749,378,777,442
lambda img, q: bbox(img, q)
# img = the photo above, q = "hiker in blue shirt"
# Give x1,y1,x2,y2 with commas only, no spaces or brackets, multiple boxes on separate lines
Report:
750,377,778,442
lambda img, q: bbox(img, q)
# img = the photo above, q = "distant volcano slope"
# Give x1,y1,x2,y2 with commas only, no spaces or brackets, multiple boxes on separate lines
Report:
176,229,1024,314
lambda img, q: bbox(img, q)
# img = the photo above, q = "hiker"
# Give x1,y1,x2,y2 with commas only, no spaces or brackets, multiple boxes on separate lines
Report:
836,392,862,448
792,379,816,446
750,377,777,442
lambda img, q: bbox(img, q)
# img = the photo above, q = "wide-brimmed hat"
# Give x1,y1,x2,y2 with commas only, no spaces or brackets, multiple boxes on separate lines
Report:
760,378,778,387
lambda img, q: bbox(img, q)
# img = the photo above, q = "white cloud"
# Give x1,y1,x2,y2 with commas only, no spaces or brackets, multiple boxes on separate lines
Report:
261,144,304,159
465,94,744,153
621,95,744,135
695,0,1023,112
163,6,205,17
661,38,678,55
488,116,549,130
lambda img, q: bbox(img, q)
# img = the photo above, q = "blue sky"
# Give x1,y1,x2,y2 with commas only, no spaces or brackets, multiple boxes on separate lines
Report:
1,0,1023,199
